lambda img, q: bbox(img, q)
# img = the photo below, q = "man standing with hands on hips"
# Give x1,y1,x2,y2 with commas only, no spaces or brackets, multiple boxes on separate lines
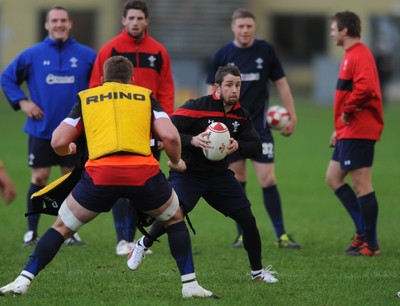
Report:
326,11,383,256
1,6,96,247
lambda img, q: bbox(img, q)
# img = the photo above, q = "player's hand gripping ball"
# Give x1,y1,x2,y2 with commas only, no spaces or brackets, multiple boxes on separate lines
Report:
202,122,230,161
266,105,290,130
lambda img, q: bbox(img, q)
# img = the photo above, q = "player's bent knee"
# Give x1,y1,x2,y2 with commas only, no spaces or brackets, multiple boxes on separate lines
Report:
156,190,180,222
59,200,84,232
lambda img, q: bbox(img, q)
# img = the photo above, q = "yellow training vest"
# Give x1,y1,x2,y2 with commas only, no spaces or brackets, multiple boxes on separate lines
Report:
79,82,153,160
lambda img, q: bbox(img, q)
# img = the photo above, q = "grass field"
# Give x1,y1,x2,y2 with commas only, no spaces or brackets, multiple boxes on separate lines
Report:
0,97,399,306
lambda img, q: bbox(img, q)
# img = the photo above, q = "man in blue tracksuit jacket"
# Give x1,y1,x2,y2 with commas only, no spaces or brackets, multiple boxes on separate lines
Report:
0,6,96,246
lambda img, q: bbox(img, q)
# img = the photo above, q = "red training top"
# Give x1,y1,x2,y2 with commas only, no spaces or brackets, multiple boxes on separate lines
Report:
334,42,384,141
89,29,174,115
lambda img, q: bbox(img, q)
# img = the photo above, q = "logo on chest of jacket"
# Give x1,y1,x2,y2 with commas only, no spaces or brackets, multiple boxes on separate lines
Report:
256,57,263,69
232,121,240,133
70,57,78,68
46,74,75,85
148,55,156,67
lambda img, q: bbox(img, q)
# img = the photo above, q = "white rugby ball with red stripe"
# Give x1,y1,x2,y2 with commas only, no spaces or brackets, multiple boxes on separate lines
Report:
266,105,290,130
203,122,230,161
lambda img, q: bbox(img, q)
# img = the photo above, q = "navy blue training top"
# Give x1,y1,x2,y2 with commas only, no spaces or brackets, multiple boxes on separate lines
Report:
206,39,285,130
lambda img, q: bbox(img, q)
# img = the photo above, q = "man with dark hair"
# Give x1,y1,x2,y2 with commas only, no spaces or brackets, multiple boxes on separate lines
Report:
326,11,383,256
1,6,96,247
128,65,279,284
206,8,299,249
89,0,175,255
0,56,217,299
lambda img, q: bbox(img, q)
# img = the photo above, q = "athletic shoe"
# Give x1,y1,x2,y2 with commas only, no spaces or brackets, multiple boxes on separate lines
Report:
0,275,31,296
116,240,131,256
23,230,39,247
252,265,279,283
232,234,243,248
182,280,220,298
346,242,380,257
64,233,87,247
127,238,147,270
128,241,153,255
275,234,300,249
373,245,381,256
344,233,364,253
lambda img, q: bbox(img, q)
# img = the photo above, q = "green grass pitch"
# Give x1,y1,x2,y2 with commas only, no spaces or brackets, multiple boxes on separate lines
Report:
0,96,399,305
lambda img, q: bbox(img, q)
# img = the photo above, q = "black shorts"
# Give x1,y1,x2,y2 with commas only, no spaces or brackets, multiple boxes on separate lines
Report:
331,139,376,170
28,135,77,168
71,170,172,213
168,170,251,217
228,128,274,164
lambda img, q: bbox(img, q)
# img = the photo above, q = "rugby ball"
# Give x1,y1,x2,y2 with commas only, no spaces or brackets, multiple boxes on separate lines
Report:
266,105,290,130
202,122,230,161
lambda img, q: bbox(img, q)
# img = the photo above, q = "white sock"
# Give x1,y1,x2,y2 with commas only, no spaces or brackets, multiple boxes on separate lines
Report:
181,273,196,285
251,269,263,277
17,270,35,284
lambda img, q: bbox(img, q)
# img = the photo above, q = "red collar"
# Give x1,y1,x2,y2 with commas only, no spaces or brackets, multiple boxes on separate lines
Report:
212,93,241,110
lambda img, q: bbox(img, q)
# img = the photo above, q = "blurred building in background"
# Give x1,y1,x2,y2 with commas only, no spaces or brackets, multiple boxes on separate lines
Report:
1,0,399,106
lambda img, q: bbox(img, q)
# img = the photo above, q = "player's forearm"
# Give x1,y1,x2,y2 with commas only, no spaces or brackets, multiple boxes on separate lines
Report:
51,123,79,156
162,137,182,164
275,78,296,118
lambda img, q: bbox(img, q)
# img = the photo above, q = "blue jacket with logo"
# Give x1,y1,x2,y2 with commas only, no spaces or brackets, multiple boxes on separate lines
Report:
1,36,96,139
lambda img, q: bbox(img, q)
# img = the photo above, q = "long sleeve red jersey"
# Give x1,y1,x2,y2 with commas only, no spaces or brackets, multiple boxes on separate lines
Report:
334,42,384,140
89,29,174,115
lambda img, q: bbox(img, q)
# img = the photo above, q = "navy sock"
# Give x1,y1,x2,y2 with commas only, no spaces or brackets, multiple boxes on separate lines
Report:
26,183,43,233
230,207,262,271
166,221,194,276
23,228,65,276
335,184,363,234
358,192,379,247
262,185,285,238
235,182,246,236
112,198,131,243
143,220,166,248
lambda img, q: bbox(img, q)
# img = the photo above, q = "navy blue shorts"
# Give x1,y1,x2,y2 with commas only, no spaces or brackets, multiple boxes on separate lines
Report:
331,139,376,170
71,170,172,213
228,128,274,164
28,135,77,168
168,170,251,216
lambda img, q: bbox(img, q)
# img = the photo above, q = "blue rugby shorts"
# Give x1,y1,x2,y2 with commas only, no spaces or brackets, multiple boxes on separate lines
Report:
227,128,274,164
168,169,251,216
331,139,376,170
71,170,172,213
28,135,77,168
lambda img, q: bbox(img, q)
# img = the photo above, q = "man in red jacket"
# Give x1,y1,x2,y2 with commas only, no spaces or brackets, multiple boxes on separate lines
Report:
89,0,175,256
326,11,384,256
